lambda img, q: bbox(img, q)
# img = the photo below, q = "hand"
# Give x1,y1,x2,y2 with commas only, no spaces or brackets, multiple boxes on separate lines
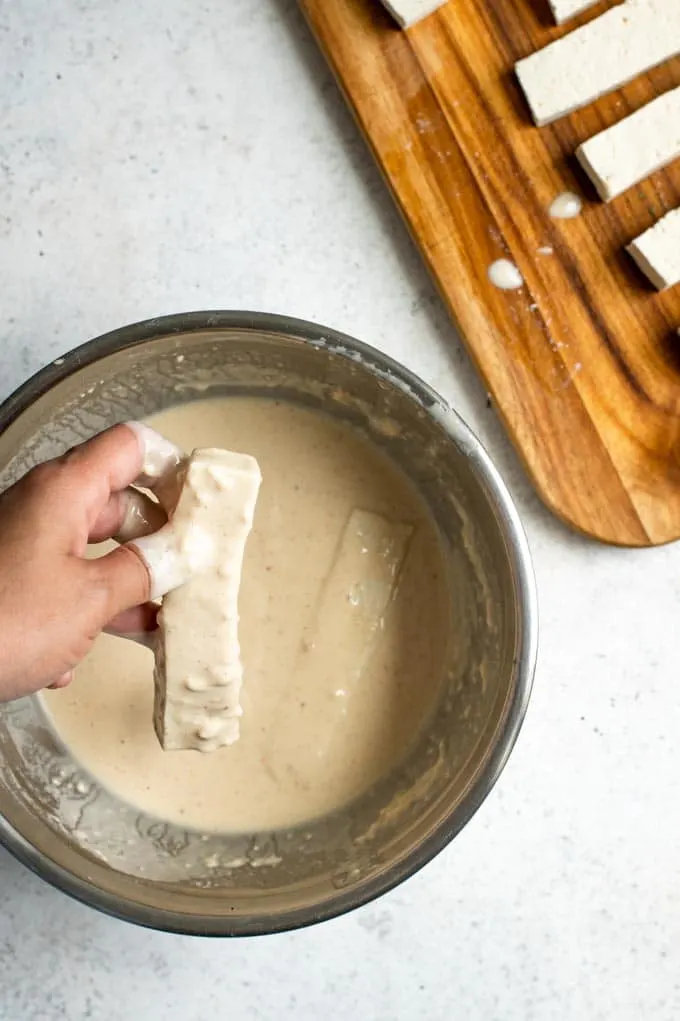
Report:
0,424,162,702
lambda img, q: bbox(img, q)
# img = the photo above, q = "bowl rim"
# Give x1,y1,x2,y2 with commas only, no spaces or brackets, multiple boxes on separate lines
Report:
0,310,538,936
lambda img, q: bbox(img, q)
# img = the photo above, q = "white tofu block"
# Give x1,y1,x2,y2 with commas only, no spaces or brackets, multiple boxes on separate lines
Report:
549,0,598,25
577,87,680,200
153,448,262,752
627,208,680,291
516,1,680,125
380,0,446,28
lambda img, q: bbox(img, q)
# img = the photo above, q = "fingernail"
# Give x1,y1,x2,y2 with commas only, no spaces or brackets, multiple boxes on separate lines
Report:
47,671,74,690
115,489,167,544
107,630,157,650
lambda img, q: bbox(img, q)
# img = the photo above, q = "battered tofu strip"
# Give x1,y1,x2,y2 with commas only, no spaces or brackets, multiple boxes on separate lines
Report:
627,208,680,291
132,446,261,752
516,1,680,126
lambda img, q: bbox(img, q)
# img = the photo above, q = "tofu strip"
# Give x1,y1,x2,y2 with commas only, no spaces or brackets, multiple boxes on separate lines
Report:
150,449,261,752
549,0,599,25
516,1,680,126
577,87,680,200
627,208,680,291
380,0,446,28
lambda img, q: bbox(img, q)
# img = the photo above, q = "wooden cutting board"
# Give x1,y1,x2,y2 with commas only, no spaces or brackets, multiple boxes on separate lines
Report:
299,0,680,547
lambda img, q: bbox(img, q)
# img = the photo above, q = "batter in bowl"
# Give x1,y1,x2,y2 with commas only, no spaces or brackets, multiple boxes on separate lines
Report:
43,397,451,833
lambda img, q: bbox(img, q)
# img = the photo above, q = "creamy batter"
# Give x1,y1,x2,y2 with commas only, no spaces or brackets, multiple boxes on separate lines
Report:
43,397,450,833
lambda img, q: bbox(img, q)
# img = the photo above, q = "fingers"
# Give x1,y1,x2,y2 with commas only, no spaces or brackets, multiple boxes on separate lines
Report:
88,487,167,544
44,605,158,693
26,422,181,551
118,425,189,598
17,425,146,550
81,424,185,609
91,543,152,620
59,424,145,509
58,422,183,525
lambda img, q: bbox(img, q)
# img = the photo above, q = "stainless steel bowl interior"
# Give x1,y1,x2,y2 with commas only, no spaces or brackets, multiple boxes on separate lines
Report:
0,312,537,935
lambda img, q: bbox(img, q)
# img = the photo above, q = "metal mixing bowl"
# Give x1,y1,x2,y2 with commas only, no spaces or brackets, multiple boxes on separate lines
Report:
0,311,537,935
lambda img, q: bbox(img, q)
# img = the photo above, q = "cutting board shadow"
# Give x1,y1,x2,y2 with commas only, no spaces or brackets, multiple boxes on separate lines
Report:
300,0,680,547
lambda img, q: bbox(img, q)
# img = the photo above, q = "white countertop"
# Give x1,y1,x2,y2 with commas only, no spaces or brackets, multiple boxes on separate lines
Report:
1,2,680,1018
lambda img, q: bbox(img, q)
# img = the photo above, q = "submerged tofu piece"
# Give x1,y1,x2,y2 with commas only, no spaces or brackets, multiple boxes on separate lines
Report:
272,508,413,772
153,448,262,752
297,509,413,675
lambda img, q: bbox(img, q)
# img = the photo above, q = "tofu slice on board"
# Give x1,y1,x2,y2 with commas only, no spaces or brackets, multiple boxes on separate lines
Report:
380,0,446,28
627,208,680,291
516,1,680,125
576,87,680,200
549,0,598,25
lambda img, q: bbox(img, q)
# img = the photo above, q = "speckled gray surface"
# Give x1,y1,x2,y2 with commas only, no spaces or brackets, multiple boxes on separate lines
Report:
1,1,680,1018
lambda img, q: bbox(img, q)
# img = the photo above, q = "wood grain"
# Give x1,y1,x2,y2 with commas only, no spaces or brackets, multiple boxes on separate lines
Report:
299,0,680,546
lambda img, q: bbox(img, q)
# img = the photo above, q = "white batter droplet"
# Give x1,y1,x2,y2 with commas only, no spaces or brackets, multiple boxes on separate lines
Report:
549,192,583,219
487,259,524,291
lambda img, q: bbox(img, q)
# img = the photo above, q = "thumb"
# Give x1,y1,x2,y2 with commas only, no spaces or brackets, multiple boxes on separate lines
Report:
90,544,152,623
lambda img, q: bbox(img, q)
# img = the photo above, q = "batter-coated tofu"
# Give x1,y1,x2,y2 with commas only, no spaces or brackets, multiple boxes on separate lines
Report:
152,448,261,752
